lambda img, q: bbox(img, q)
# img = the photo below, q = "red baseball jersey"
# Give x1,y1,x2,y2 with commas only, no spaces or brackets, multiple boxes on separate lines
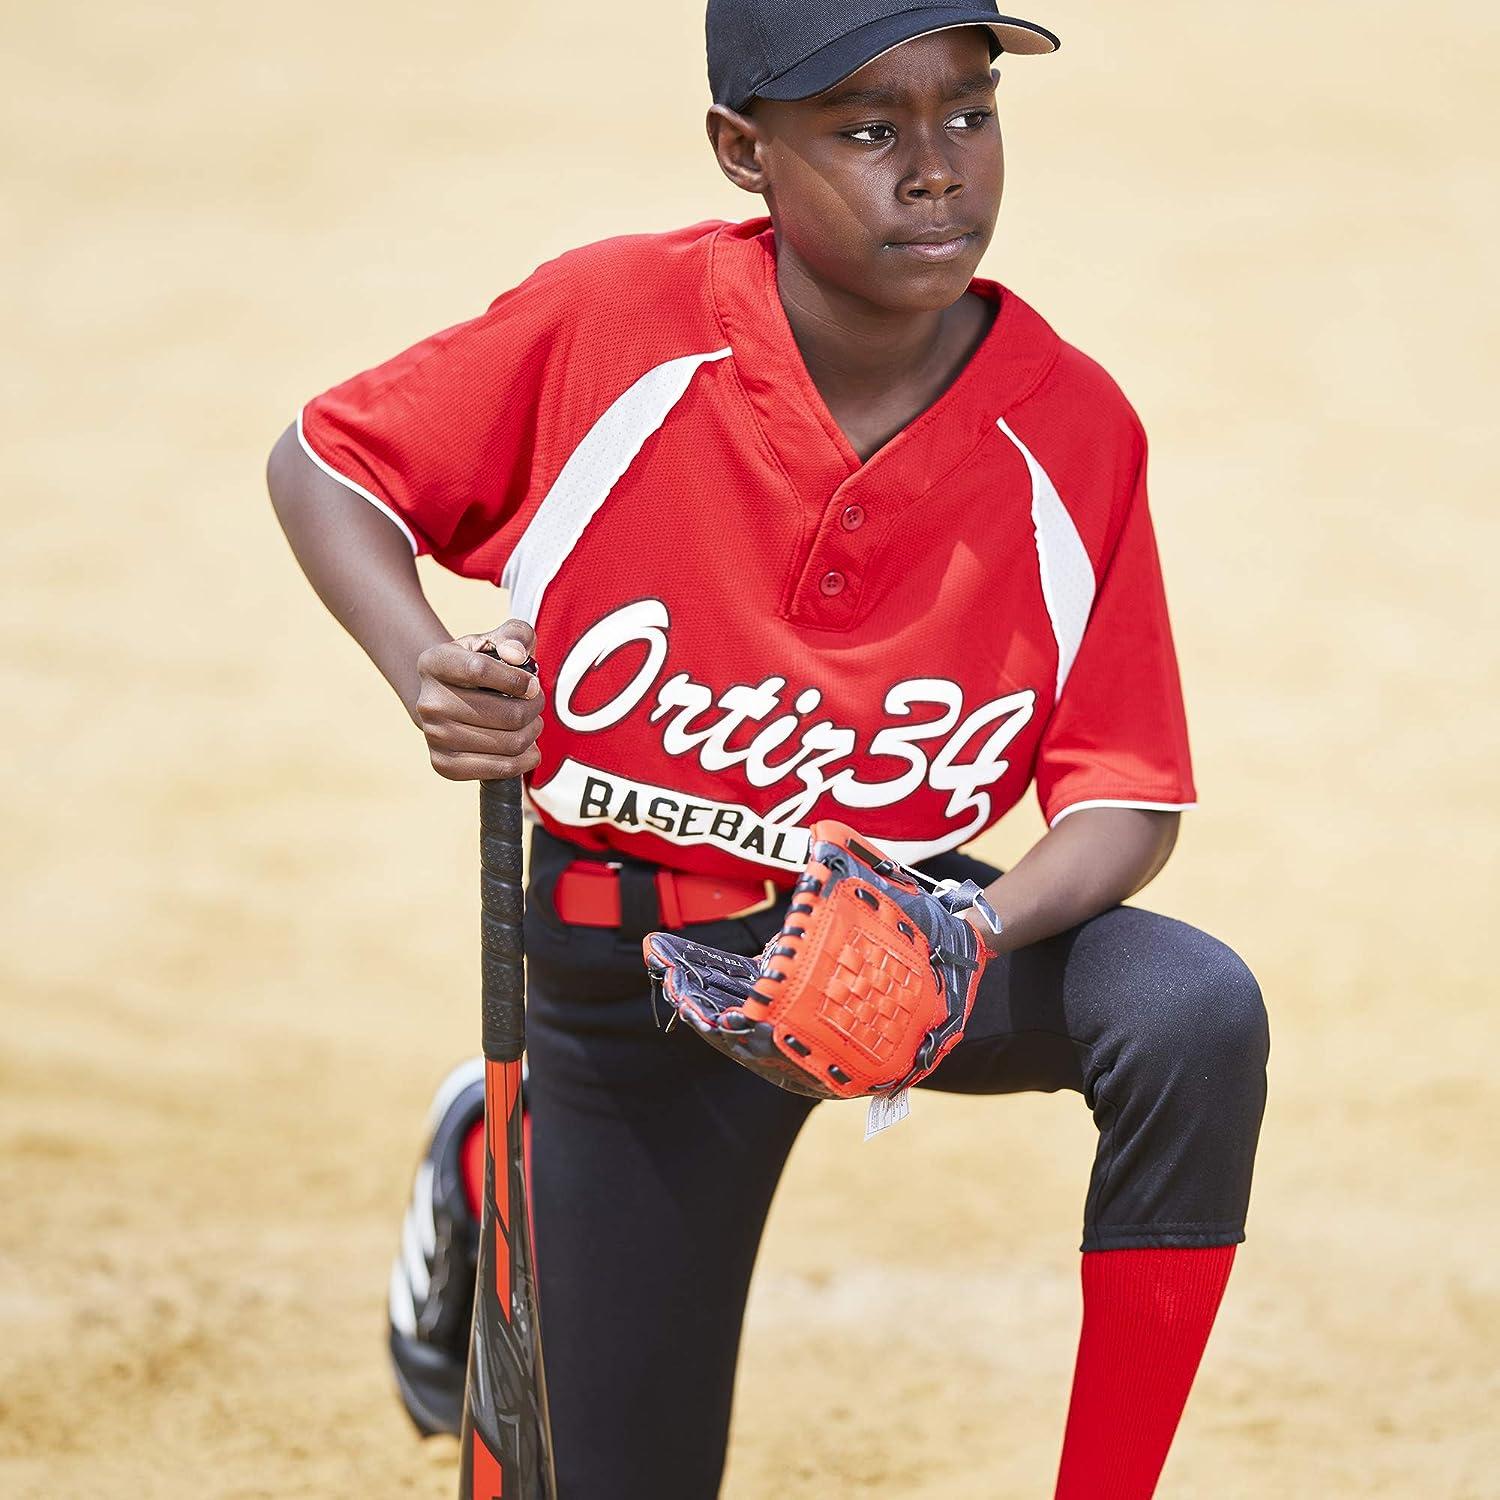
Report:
300,217,1194,883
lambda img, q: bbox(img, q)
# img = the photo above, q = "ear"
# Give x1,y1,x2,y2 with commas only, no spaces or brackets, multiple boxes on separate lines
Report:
706,105,768,195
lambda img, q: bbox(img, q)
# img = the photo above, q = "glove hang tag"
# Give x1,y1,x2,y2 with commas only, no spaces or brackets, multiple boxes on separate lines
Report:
864,1087,912,1140
647,973,678,1033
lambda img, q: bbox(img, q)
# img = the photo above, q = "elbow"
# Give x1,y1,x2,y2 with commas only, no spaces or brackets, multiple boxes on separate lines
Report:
1154,808,1181,862
266,422,304,519
1133,810,1180,894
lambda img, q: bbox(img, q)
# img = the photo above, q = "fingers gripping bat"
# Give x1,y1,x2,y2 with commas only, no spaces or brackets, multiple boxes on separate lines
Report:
458,648,557,1500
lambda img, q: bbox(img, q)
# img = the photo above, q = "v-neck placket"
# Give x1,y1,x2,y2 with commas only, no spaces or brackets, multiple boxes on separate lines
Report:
709,220,1051,631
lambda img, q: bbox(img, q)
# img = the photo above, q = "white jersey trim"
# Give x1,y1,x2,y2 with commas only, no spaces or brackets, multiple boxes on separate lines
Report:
503,348,733,624
995,416,1096,699
296,408,420,555
1049,797,1197,828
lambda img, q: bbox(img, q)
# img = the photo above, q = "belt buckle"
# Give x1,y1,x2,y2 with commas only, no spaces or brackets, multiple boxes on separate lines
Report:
723,879,779,921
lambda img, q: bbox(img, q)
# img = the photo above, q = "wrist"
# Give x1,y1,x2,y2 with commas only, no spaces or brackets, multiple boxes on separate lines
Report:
386,624,454,723
962,897,1004,958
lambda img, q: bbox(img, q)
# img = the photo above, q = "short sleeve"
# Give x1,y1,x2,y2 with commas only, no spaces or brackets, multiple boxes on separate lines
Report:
297,266,565,582
1034,435,1196,827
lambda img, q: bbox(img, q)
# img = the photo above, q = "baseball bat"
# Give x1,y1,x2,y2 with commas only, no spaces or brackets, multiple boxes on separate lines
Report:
458,649,556,1500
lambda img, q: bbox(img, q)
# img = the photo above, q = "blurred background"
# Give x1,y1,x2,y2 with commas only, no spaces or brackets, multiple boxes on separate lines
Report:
3,2,1496,1495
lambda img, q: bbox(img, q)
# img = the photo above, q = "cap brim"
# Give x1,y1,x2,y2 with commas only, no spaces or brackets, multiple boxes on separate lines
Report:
748,9,1059,109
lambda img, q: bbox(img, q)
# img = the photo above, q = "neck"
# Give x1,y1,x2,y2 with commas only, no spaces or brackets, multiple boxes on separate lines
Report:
774,244,953,397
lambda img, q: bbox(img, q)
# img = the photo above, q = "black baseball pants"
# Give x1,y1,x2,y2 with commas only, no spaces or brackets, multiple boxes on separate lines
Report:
521,824,1268,1499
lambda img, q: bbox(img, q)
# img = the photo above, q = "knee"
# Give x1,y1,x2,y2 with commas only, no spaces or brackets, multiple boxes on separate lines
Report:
1169,936,1269,1082
1120,928,1269,1093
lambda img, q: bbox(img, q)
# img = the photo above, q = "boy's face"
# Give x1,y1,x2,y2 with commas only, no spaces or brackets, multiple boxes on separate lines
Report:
710,28,1004,314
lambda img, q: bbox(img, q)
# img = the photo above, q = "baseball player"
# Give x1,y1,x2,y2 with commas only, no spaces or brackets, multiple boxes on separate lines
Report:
267,3,1269,1495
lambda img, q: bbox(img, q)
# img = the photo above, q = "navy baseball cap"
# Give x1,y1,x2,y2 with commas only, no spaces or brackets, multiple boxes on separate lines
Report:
707,0,1059,114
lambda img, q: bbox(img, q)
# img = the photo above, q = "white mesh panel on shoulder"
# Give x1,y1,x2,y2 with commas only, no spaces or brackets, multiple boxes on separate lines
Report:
995,415,1096,698
503,347,732,624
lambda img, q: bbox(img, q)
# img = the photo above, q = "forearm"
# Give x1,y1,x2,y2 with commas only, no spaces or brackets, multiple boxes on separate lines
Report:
266,423,449,719
975,807,1180,955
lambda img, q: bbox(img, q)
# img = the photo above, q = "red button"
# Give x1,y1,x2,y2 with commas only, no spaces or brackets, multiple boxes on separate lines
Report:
840,504,866,531
819,570,846,596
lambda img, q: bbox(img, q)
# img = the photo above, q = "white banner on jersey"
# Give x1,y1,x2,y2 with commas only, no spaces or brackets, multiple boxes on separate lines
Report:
528,757,1020,873
528,758,813,870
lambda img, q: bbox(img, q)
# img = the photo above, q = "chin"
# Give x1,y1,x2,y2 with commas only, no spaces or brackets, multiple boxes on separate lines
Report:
864,256,984,314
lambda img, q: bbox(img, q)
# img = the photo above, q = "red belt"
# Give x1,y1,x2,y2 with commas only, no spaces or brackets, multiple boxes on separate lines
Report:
552,860,781,929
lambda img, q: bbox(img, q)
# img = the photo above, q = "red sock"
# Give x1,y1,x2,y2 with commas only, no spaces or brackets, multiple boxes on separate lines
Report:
1054,1245,1236,1499
458,1108,536,1229
460,1119,485,1219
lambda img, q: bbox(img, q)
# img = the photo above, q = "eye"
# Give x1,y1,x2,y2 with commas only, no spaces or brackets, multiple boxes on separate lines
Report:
844,122,896,144
946,108,993,131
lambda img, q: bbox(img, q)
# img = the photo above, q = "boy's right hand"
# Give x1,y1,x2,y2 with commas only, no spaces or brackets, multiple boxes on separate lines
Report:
413,620,544,782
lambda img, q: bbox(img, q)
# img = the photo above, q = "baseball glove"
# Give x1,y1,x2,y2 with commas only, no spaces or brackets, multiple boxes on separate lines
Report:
641,821,1000,1100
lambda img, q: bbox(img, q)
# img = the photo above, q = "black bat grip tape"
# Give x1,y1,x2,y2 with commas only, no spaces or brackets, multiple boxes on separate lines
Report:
477,648,536,1064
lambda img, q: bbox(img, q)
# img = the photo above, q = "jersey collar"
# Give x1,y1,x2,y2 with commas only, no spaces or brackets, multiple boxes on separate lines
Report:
708,217,1061,506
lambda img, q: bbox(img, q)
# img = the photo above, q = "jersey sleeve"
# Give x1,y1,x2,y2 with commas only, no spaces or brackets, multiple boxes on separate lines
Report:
296,265,566,582
1033,433,1197,827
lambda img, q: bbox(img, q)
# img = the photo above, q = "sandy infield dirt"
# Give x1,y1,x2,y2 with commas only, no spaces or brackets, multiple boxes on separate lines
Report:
3,2,1496,1495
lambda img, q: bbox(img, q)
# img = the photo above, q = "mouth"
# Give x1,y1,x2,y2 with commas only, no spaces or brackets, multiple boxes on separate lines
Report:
882,229,979,263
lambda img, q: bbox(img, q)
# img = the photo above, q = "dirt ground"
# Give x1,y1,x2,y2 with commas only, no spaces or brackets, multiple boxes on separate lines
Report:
3,1,1496,1495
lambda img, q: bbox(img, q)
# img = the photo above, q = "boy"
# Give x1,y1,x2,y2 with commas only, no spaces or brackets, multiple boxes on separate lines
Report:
268,3,1268,1495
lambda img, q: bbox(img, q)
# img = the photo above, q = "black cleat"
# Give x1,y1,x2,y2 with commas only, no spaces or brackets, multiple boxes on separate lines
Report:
386,1057,485,1439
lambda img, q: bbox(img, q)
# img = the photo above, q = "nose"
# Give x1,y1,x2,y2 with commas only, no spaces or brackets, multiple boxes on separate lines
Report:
897,129,964,202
